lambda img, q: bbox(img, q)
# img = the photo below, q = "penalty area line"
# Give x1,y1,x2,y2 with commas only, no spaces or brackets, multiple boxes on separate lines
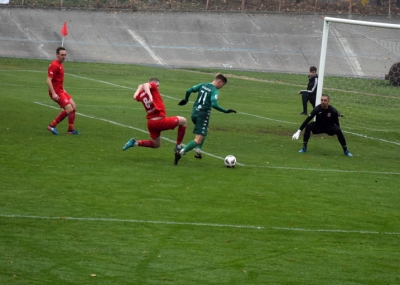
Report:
271,227,400,235
33,102,237,165
34,102,397,173
244,165,400,176
0,214,262,230
26,70,399,146
1,214,398,235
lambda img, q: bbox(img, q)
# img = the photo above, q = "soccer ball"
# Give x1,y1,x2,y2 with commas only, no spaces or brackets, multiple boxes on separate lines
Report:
224,155,237,168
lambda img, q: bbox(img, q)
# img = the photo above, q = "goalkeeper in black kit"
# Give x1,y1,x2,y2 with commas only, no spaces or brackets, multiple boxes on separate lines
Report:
292,94,353,157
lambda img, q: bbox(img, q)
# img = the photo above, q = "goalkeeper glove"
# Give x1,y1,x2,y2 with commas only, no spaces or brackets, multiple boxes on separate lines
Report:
292,129,301,141
178,100,187,106
226,109,236,113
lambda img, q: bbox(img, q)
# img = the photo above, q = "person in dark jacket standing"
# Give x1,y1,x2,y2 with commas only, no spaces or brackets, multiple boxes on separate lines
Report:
298,66,318,115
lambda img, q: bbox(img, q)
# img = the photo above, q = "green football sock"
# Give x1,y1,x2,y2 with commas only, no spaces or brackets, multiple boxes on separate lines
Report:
197,134,206,150
183,140,198,154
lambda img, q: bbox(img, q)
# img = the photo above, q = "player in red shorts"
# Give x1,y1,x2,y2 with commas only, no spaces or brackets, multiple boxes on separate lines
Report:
122,78,187,155
46,47,79,135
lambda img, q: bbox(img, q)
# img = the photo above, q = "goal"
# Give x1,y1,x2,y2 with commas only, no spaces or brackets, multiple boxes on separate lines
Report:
316,17,400,146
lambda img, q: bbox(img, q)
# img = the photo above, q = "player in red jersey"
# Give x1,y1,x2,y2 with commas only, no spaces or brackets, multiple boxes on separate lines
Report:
46,47,79,135
123,78,187,154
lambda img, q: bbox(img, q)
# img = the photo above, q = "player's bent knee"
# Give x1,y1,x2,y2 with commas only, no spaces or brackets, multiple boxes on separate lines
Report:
64,104,74,114
178,116,187,126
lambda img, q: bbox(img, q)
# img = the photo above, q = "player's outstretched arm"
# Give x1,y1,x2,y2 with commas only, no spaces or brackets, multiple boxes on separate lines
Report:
226,109,236,113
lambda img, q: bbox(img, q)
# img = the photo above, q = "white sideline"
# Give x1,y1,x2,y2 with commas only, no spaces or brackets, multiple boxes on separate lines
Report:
4,69,400,146
34,101,400,175
271,226,400,235
243,165,400,175
0,214,262,229
34,102,233,164
1,214,399,235
67,71,400,146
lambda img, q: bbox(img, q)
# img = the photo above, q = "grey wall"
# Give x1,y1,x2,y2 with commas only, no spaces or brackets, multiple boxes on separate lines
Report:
1,8,399,75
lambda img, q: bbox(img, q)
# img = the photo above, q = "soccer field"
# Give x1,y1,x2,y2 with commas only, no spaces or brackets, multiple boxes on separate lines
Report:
1,58,399,284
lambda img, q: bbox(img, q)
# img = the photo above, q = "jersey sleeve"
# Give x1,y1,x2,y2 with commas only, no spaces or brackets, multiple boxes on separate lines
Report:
299,108,317,130
310,77,318,93
135,91,143,102
185,83,203,101
47,63,57,78
211,91,227,113
332,107,340,127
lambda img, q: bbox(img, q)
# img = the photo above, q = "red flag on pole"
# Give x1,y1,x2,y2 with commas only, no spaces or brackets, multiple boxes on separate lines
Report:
61,22,68,37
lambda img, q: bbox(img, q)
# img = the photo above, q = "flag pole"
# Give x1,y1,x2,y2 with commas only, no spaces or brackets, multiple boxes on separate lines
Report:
60,22,68,47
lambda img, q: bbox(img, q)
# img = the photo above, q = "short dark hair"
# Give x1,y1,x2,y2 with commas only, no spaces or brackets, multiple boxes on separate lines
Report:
310,66,317,72
322,93,330,100
149,78,160,84
215,73,227,84
56,47,66,54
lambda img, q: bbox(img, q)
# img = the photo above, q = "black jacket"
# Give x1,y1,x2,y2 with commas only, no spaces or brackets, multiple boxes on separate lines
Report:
300,75,318,97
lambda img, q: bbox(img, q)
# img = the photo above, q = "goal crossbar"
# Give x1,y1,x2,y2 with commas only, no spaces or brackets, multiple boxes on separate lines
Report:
316,17,400,105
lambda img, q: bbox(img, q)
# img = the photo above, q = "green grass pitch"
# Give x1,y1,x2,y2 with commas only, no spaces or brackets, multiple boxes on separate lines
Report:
1,58,399,284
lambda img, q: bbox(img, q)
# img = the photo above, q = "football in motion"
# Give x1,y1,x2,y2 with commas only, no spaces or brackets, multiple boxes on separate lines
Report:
224,155,237,168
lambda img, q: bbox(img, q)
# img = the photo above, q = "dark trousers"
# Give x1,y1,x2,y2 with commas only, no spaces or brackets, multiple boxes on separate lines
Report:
301,93,316,113
303,122,347,147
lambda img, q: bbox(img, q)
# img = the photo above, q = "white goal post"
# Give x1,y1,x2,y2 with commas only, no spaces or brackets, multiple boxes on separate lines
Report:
316,17,400,105
315,17,400,145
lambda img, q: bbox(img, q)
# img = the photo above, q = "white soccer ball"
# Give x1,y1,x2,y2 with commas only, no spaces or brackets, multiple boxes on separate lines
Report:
224,155,237,168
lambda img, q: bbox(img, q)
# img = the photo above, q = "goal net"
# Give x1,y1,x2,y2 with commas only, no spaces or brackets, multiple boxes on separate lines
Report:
316,17,400,146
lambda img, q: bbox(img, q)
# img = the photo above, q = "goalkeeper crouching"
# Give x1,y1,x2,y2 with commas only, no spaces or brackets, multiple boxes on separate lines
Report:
292,94,353,157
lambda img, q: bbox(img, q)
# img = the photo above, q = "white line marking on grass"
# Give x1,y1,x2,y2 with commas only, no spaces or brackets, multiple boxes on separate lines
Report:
17,69,398,146
34,102,238,164
35,101,149,135
62,73,400,146
67,73,181,102
1,214,398,235
244,165,400,175
0,214,262,230
66,73,134,89
240,111,400,146
35,101,400,174
272,227,400,235
78,104,143,110
240,111,296,125
344,131,400,146
0,83,24,86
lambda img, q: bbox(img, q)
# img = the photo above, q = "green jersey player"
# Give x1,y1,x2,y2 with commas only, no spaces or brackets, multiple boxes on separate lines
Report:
174,73,236,165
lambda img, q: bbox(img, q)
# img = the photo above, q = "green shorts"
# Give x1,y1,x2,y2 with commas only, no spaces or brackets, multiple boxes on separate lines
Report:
191,111,210,136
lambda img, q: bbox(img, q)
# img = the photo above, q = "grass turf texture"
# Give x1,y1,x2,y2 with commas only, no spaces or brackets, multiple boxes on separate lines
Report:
0,58,399,284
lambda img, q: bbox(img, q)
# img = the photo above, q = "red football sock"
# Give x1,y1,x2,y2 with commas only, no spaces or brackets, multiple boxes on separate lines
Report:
177,126,186,145
50,110,68,127
138,140,155,148
68,110,76,131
